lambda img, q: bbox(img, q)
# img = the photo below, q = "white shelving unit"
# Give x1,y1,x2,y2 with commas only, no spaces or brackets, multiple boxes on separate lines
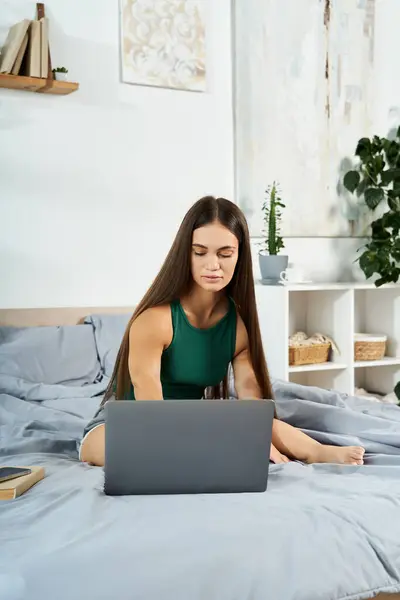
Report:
255,282,400,396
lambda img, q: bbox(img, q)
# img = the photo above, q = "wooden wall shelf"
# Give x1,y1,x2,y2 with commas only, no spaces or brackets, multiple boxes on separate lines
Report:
0,73,79,95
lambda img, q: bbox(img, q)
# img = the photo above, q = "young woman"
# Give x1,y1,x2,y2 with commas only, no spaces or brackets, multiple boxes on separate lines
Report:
80,197,365,467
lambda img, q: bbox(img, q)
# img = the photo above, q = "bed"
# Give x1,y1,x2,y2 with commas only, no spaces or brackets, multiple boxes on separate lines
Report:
1,307,400,600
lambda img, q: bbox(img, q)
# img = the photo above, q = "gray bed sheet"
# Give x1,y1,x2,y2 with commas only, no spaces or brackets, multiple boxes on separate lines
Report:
1,380,400,600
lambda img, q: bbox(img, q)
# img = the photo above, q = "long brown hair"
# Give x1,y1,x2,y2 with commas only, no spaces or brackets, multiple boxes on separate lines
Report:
102,196,273,404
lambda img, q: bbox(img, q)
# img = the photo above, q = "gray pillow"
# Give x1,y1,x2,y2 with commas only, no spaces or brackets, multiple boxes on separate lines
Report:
84,314,132,377
0,325,101,386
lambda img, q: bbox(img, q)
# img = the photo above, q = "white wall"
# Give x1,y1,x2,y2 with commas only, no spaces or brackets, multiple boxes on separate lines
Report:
2,1,398,308
0,0,234,308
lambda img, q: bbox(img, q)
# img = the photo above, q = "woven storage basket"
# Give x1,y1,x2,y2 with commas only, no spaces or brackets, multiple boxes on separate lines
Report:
354,333,386,361
289,342,331,366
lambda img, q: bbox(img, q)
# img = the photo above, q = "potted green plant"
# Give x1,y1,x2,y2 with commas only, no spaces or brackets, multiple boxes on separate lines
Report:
259,182,288,283
395,381,400,405
53,67,68,82
343,127,400,287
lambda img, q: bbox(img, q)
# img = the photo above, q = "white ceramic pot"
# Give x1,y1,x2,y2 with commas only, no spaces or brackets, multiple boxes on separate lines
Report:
54,72,68,82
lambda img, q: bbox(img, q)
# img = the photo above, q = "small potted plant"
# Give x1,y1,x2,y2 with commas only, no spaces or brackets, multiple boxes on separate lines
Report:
259,182,288,283
53,67,68,81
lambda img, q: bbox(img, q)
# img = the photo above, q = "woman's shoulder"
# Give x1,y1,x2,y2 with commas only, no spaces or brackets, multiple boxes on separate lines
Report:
129,304,173,344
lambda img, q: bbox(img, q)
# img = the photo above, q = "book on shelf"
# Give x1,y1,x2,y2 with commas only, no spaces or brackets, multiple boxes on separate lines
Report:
39,17,49,77
0,15,50,78
0,19,31,74
11,32,29,75
27,20,41,77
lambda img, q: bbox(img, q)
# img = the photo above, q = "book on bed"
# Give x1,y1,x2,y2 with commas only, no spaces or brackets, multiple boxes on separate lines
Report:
0,466,45,500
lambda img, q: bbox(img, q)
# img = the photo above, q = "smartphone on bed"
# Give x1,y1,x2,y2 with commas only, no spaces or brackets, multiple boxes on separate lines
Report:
0,467,32,484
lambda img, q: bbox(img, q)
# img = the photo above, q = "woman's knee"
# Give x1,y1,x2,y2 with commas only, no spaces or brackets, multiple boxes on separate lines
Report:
80,424,105,466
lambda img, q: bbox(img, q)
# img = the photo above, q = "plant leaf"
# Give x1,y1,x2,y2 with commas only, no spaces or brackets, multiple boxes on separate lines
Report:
359,251,378,278
371,220,391,239
356,178,368,197
385,140,400,167
373,154,385,174
343,170,360,193
381,169,396,185
392,185,400,198
383,210,400,231
372,135,383,153
374,277,388,287
388,195,400,212
355,137,372,160
364,187,385,209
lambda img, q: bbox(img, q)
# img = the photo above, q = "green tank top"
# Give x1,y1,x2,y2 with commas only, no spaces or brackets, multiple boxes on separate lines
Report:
128,298,237,400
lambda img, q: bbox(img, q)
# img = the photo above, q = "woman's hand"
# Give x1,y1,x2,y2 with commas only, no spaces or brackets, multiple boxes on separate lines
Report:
270,443,290,464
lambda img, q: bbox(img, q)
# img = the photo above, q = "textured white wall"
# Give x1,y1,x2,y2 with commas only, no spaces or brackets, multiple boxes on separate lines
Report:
0,0,234,308
234,0,400,239
2,1,398,306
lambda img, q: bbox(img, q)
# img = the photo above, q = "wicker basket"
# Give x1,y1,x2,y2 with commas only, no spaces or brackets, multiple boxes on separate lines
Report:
289,342,331,366
354,333,387,361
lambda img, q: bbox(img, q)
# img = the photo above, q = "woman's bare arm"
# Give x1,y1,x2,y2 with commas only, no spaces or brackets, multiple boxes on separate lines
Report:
80,306,172,465
231,316,262,399
128,305,172,400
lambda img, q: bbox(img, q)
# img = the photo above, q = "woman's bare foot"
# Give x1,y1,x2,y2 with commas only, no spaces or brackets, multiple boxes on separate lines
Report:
310,444,365,465
270,443,290,464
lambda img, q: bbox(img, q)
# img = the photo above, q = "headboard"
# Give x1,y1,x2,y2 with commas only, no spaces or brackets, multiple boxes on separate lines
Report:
0,307,136,327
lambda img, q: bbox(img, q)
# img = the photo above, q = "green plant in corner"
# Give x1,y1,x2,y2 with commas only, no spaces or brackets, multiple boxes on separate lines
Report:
53,67,68,74
260,182,285,255
343,127,400,287
395,381,400,406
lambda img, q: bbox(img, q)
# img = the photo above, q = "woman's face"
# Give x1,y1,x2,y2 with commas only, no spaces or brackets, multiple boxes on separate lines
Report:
191,221,239,292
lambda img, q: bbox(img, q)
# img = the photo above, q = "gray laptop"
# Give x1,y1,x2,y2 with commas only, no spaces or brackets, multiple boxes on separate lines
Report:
104,399,274,496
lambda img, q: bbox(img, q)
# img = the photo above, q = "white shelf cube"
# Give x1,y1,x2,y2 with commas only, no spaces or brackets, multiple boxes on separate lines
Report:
255,282,400,396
